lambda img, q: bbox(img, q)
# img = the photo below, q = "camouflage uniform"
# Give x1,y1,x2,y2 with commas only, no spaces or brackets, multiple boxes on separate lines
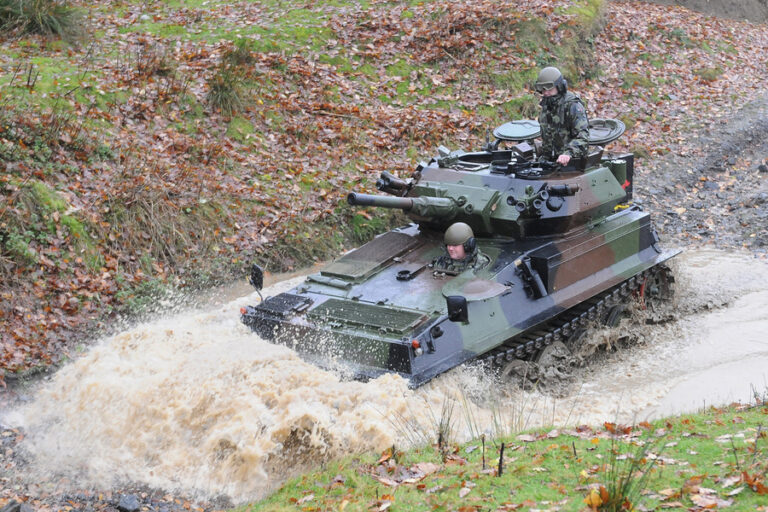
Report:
538,91,590,162
432,250,490,276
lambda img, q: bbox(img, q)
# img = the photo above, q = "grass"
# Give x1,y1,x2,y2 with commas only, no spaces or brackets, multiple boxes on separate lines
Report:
206,64,247,116
0,178,103,271
695,66,724,82
243,398,768,511
621,72,654,90
0,0,84,40
256,206,405,272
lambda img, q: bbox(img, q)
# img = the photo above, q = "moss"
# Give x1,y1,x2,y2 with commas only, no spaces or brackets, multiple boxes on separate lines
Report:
694,66,723,82
226,116,255,142
621,72,654,89
29,180,67,212
513,19,549,52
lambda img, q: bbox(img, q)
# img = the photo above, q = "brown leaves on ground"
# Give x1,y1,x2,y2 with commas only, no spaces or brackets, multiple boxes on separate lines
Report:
365,446,441,487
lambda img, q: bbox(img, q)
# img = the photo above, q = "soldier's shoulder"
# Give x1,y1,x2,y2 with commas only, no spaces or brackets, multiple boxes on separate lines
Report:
563,91,583,104
565,94,586,115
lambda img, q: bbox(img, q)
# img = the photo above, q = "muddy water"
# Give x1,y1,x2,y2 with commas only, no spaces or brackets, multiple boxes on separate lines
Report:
563,250,768,424
3,250,767,503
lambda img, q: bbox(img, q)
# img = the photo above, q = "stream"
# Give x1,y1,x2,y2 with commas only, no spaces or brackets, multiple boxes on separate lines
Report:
1,249,767,504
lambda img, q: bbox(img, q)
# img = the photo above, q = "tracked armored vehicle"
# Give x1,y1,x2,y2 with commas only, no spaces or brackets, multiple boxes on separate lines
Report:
241,119,680,387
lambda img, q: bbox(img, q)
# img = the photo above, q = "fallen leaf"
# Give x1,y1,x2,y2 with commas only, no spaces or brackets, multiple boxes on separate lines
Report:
296,493,314,505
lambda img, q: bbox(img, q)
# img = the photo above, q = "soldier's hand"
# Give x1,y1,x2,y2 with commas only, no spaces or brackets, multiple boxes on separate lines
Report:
557,154,571,165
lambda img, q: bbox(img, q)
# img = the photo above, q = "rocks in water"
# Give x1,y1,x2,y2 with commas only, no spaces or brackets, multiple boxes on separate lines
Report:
117,494,141,512
0,501,33,512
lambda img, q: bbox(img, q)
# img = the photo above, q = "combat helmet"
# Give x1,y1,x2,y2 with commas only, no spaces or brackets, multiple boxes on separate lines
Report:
535,67,567,94
444,222,476,253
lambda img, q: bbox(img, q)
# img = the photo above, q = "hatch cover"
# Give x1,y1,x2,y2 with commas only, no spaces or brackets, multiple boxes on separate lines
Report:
308,298,425,334
493,120,541,141
492,118,626,146
588,118,626,145
321,231,421,282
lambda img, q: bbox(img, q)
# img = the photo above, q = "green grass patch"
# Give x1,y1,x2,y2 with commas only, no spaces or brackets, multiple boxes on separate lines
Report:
513,18,549,52
386,59,416,78
0,0,85,40
638,52,666,69
207,64,248,116
256,206,405,272
29,179,67,211
695,66,724,82
226,116,255,142
114,276,171,317
0,180,103,271
667,27,695,48
245,400,768,511
563,0,605,34
491,67,538,93
621,72,654,89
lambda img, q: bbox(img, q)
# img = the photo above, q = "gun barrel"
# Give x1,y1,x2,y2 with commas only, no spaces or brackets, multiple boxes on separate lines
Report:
347,193,414,210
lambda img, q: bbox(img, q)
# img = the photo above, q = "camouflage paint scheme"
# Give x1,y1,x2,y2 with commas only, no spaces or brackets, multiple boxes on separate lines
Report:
539,91,590,161
241,131,679,387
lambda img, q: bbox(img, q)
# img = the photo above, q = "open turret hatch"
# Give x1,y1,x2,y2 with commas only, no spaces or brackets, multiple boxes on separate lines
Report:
492,118,626,145
493,120,541,141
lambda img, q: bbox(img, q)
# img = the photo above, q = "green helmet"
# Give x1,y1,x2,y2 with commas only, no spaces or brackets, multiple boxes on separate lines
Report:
535,67,565,93
444,222,474,246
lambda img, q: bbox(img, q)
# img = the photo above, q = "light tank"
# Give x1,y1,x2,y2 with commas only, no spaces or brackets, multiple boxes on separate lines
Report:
241,119,680,387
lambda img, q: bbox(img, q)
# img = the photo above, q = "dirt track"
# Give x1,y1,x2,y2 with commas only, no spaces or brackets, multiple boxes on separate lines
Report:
635,93,768,255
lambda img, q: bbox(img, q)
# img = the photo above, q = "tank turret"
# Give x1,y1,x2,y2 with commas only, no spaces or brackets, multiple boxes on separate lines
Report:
354,142,630,240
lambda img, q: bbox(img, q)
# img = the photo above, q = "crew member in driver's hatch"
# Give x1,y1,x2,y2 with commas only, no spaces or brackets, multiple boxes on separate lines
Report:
431,222,489,275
